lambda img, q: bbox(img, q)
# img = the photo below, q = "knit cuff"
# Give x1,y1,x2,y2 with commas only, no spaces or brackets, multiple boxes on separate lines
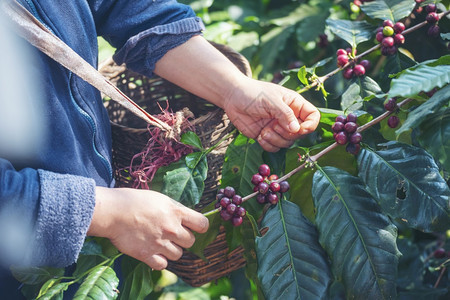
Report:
25,170,96,267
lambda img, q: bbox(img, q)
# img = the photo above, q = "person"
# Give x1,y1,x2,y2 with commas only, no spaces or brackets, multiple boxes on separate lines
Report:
0,0,320,297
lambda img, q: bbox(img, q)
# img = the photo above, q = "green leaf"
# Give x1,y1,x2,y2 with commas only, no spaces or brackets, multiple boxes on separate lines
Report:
379,51,417,89
297,66,309,86
11,267,64,285
388,64,450,98
259,26,295,74
360,0,416,22
342,77,382,112
120,259,153,300
312,166,400,299
357,143,450,232
256,200,332,299
37,282,70,300
396,85,450,136
181,131,203,150
185,152,203,169
80,239,103,256
73,266,119,300
221,134,264,217
37,279,62,299
156,155,208,207
417,108,450,171
442,33,450,41
326,19,374,48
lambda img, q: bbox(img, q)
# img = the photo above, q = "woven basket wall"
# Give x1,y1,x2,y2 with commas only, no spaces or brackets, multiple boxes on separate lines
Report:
100,42,252,286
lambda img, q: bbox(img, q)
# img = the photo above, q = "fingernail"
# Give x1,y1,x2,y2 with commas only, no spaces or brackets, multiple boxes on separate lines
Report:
289,121,300,132
274,124,282,133
262,131,271,139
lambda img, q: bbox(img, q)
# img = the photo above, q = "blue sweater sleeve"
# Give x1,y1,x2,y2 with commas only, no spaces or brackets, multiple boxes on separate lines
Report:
88,0,204,77
0,159,95,268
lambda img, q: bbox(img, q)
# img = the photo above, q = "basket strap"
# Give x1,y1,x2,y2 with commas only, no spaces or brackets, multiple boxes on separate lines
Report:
2,0,173,134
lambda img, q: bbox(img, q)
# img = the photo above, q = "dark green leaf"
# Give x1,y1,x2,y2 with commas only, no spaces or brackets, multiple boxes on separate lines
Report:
259,26,295,74
256,200,332,299
295,4,330,43
221,134,264,217
389,64,450,98
37,282,70,300
80,239,103,256
417,108,450,171
185,152,203,169
120,259,153,300
396,85,450,136
73,266,119,300
326,19,374,48
357,143,450,232
73,255,105,278
37,279,62,299
342,77,382,112
181,131,203,150
360,0,416,22
156,155,208,207
312,166,400,299
11,267,64,285
241,214,261,284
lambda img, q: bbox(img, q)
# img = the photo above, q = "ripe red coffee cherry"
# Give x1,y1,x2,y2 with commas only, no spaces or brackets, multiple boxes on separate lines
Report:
345,122,358,133
343,67,354,80
426,12,439,24
216,193,225,201
394,34,405,45
337,54,349,67
224,186,236,198
266,193,279,205
227,203,237,214
376,32,385,42
393,22,405,33
433,248,446,259
335,132,348,145
383,20,394,28
353,64,366,76
427,25,440,37
269,182,281,193
346,143,361,155
220,197,231,208
376,26,384,33
279,180,290,193
258,182,270,194
268,174,279,181
232,195,243,205
426,4,436,13
384,98,397,111
220,210,233,221
251,173,264,185
388,116,400,128
349,132,362,144
217,188,225,195
336,48,347,56
360,60,371,69
382,37,395,48
258,164,271,177
235,206,246,217
336,115,346,123
231,216,243,226
256,193,266,204
346,113,358,123
332,121,345,132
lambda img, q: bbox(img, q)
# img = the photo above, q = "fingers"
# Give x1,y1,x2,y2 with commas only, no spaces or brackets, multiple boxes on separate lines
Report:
181,208,209,234
287,94,321,135
146,254,168,271
166,225,196,249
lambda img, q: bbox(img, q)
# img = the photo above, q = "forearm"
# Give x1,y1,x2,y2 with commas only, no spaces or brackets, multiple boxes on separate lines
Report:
154,35,248,109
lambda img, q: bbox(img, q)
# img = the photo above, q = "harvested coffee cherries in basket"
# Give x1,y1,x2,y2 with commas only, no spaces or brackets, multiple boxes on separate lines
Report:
251,164,290,205
332,113,362,155
215,187,246,226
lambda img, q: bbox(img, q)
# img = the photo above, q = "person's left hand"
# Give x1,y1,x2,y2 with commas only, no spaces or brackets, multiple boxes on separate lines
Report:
223,77,321,152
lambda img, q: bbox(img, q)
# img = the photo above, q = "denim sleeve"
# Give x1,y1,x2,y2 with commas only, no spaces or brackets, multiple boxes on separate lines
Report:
88,0,204,77
0,159,96,268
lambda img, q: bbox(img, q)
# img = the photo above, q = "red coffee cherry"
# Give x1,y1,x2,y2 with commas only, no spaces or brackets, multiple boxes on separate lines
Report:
343,67,354,80
393,22,405,33
258,164,271,177
353,64,366,77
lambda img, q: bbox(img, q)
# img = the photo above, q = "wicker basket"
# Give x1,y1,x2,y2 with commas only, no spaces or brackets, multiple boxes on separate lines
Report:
100,42,251,286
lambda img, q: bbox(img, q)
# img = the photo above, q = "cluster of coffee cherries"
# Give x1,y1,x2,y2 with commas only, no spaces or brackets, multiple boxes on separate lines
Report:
384,98,400,129
215,187,246,226
336,48,370,80
376,20,406,56
332,113,362,155
424,3,440,37
251,164,290,205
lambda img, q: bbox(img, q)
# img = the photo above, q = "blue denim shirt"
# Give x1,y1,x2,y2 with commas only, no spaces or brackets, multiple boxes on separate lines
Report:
0,0,203,290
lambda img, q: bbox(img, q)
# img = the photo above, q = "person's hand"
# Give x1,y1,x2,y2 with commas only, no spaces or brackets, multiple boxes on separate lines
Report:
87,187,209,270
223,77,321,152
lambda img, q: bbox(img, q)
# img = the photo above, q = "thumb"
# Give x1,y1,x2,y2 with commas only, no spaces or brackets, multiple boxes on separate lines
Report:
272,102,300,133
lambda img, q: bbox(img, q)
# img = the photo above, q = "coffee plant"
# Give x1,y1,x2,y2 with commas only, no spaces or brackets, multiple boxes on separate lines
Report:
13,0,450,299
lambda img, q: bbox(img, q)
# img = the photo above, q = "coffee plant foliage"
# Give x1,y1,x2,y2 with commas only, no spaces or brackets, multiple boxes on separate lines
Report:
14,0,450,299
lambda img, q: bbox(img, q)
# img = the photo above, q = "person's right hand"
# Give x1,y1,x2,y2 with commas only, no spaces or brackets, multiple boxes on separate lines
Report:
87,187,209,270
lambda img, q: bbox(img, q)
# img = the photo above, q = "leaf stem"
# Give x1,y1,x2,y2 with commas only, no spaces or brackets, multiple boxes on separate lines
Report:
298,9,450,94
